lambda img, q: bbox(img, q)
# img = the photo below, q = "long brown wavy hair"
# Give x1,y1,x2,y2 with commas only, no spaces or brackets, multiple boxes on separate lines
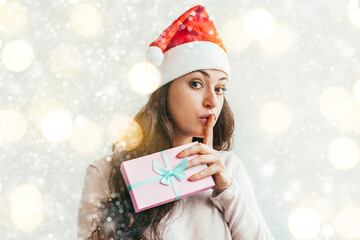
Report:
89,76,235,239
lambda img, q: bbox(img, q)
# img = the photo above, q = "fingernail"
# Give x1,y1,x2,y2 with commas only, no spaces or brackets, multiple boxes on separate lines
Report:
177,151,184,157
188,176,195,181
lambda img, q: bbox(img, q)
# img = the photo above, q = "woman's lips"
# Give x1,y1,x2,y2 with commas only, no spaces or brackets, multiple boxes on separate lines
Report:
199,114,216,124
199,117,208,124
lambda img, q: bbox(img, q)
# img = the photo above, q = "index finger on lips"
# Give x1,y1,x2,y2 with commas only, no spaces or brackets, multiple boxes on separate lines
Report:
176,142,212,158
203,113,215,147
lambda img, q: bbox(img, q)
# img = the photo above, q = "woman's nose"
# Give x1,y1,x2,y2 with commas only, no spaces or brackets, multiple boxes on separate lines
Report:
203,89,218,109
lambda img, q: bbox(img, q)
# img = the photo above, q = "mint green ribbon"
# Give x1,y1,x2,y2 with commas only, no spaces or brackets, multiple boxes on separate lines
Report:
127,150,201,201
153,151,188,185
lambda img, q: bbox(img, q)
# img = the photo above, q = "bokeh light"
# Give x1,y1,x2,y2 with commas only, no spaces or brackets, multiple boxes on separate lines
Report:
259,22,294,57
259,161,276,177
9,184,44,231
1,39,35,72
335,207,360,239
107,114,143,152
327,137,359,169
288,208,321,239
319,87,352,120
321,224,335,239
0,1,27,34
347,0,360,29
259,101,292,134
69,115,104,156
0,109,27,142
244,8,274,40
41,110,73,142
221,17,252,53
299,195,334,222
353,78,360,102
49,45,82,78
28,96,63,128
129,62,161,95
335,101,360,132
70,3,103,37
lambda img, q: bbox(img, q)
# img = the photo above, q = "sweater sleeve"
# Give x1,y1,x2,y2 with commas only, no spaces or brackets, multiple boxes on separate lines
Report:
210,152,274,240
77,164,111,240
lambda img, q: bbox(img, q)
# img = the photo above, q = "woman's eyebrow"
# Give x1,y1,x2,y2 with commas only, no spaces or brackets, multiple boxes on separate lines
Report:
195,70,228,81
196,70,210,77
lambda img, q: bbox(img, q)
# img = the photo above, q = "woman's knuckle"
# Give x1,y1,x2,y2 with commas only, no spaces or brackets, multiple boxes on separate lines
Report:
210,165,217,173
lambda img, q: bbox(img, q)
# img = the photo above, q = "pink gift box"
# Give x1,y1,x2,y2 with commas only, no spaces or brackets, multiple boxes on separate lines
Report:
120,141,215,212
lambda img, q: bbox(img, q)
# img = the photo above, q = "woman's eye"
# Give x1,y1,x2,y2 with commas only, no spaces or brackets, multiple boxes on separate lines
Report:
216,87,227,94
190,81,202,89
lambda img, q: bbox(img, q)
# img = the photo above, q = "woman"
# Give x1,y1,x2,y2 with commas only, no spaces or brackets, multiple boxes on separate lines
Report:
77,5,275,240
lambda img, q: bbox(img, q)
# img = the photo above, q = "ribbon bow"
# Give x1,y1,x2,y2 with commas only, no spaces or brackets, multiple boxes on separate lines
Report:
153,152,188,185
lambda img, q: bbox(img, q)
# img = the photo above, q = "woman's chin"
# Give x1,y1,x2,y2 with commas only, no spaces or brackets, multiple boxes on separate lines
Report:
192,131,205,139
177,125,205,140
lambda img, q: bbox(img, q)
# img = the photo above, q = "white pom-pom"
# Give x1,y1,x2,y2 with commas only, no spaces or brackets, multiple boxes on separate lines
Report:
145,46,164,66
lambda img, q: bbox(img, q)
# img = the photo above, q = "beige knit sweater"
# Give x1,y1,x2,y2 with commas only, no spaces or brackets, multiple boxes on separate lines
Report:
77,151,275,240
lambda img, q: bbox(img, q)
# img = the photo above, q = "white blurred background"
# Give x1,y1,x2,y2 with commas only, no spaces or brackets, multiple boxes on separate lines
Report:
1,0,360,239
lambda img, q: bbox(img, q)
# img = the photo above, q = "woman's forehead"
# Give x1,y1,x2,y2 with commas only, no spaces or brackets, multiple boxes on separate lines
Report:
187,69,228,80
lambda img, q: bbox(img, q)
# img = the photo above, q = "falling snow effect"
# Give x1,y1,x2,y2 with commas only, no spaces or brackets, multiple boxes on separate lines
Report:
1,0,360,239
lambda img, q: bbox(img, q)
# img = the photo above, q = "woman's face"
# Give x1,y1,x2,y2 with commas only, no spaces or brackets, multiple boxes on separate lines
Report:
167,69,228,139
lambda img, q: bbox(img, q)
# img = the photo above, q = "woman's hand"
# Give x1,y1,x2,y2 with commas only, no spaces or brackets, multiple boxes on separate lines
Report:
176,114,233,191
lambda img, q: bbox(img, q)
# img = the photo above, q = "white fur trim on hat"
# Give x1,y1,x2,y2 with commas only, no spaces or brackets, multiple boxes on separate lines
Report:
158,41,231,85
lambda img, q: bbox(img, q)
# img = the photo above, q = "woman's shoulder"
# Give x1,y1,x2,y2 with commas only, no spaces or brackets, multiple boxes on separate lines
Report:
88,152,114,174
219,150,250,179
89,152,113,171
219,150,242,166
84,153,115,193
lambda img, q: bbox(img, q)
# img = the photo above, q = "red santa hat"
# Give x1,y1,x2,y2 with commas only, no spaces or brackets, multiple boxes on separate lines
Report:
145,5,231,86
